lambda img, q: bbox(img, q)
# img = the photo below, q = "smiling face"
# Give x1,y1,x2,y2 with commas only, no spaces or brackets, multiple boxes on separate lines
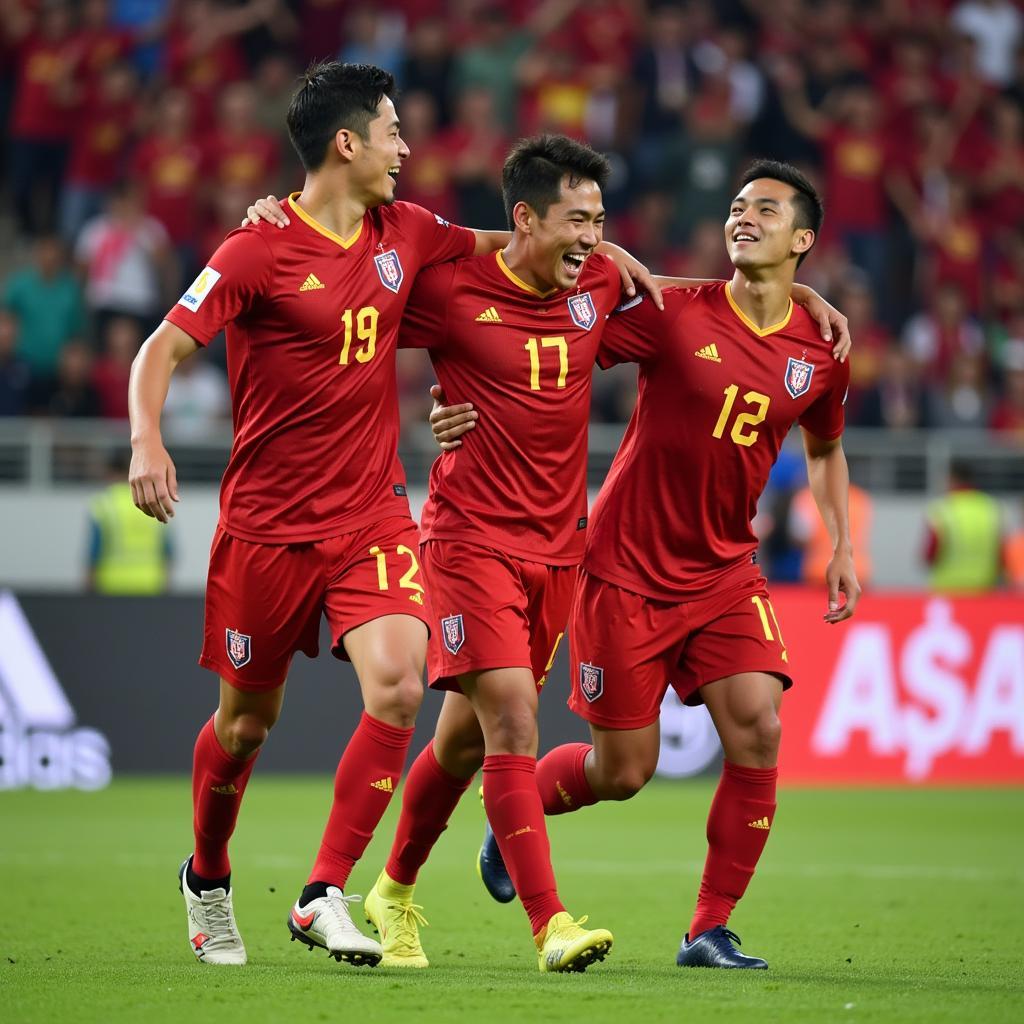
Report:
518,176,605,292
347,95,409,206
725,178,814,273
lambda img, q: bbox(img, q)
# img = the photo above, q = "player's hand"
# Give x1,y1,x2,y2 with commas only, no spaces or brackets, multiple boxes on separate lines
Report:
129,439,179,523
241,195,290,229
791,283,852,362
823,548,860,624
429,384,477,450
599,242,664,310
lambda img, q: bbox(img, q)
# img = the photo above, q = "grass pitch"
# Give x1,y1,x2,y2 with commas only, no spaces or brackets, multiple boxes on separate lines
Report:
2,779,1021,1024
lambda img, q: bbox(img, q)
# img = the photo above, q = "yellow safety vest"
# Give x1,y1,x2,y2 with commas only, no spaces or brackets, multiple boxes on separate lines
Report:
90,483,169,595
927,490,1001,593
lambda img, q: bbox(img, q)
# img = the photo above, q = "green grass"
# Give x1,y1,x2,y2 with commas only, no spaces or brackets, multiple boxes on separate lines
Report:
2,779,1022,1024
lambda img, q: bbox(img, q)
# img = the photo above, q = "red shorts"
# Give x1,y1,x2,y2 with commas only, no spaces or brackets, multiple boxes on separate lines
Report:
421,539,575,693
200,517,430,691
568,564,793,730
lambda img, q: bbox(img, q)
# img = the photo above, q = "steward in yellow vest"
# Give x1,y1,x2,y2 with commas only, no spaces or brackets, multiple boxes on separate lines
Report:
88,455,172,594
924,461,1002,593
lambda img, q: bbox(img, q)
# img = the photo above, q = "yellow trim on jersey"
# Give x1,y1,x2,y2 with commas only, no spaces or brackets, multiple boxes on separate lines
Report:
724,282,793,337
288,193,363,249
495,250,557,298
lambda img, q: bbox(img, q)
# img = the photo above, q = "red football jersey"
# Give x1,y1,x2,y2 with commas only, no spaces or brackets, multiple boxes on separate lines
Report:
586,281,849,599
401,251,623,564
164,197,475,544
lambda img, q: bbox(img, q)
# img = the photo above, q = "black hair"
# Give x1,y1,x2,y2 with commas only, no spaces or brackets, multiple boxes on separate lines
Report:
949,459,976,487
739,159,824,267
286,61,396,172
501,135,611,230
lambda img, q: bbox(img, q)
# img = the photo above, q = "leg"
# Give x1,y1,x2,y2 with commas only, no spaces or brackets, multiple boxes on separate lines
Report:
191,678,284,880
306,614,426,890
365,692,482,967
536,721,661,814
678,671,781,969
465,666,612,971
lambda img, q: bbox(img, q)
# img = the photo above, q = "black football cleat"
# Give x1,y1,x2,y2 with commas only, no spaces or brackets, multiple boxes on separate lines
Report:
476,821,516,904
676,926,768,969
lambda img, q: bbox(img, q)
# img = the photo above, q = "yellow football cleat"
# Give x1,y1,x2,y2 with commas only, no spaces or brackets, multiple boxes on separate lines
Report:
364,872,430,968
535,912,613,973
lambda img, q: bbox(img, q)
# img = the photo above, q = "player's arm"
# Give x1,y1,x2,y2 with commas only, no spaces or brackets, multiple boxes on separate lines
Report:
128,322,200,523
801,429,861,624
651,276,851,361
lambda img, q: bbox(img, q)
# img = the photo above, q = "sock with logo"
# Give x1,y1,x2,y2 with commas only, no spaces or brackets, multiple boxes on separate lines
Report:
384,742,475,885
308,712,414,889
687,761,778,940
191,715,259,880
536,742,598,815
482,754,565,936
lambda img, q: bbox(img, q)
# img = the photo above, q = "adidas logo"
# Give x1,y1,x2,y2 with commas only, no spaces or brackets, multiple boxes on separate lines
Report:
210,783,238,795
694,343,721,362
371,777,394,792
408,592,424,605
475,306,502,323
299,273,325,292
747,816,771,830
556,780,573,808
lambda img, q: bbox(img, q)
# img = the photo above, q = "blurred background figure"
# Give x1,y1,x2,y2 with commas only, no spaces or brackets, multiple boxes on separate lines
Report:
86,448,172,594
923,460,1003,593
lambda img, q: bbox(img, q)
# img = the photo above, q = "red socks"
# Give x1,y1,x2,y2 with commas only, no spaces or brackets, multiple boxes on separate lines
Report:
536,742,598,815
385,742,474,885
688,761,778,939
483,754,565,935
191,716,258,879
308,712,414,889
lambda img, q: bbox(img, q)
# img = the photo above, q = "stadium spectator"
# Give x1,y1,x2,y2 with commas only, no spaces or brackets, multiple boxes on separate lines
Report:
40,338,101,418
5,0,79,236
400,14,456,126
0,310,33,417
203,81,282,200
989,340,1024,444
855,344,928,430
924,459,1003,592
91,316,142,420
903,286,985,387
59,58,139,243
833,272,893,420
926,351,991,430
75,181,173,336
2,235,86,382
131,89,206,283
162,348,230,441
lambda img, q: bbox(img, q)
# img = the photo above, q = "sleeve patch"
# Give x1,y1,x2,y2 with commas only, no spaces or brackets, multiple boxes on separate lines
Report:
434,213,450,227
177,267,222,312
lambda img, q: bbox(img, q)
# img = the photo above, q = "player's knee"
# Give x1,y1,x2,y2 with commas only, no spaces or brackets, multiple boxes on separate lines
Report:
600,762,653,801
484,700,538,755
366,666,424,728
436,732,485,778
221,711,274,757
744,709,781,765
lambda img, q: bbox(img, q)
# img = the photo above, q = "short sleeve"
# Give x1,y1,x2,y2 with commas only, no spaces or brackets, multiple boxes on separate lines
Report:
597,288,694,368
400,203,476,268
399,263,457,350
799,357,850,441
163,228,274,346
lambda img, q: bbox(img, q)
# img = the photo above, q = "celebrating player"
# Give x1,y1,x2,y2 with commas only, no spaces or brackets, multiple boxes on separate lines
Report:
438,160,860,970
241,144,849,972
129,61,534,969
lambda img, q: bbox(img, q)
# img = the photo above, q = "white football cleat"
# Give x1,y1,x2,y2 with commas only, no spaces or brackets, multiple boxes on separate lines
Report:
179,857,247,965
287,886,382,967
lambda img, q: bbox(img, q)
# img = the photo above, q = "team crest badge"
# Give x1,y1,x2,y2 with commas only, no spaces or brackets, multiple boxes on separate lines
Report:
579,662,604,703
567,291,597,331
374,249,404,293
225,629,251,669
441,614,465,656
784,356,815,399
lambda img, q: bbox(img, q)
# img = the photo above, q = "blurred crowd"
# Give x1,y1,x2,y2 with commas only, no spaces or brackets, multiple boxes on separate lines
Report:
2,0,1024,446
